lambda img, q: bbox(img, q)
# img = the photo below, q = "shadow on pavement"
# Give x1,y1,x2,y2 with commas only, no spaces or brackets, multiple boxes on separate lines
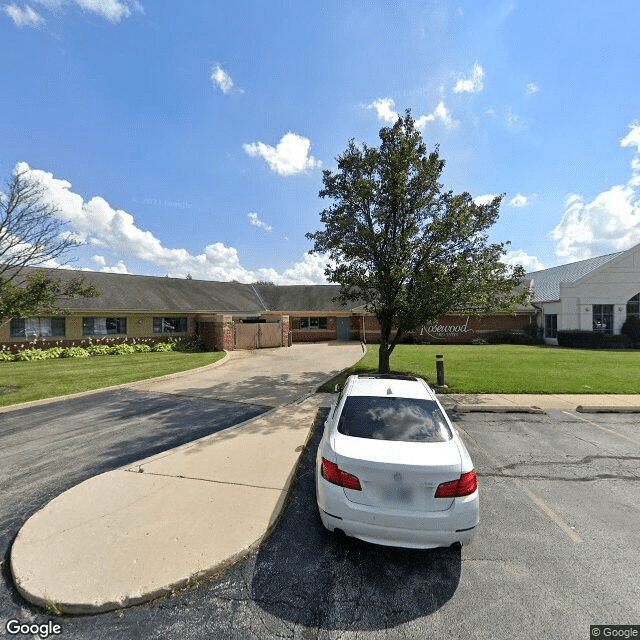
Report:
249,408,462,631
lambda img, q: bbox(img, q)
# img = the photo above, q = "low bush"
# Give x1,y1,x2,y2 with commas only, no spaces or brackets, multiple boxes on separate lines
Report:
173,335,208,352
556,330,631,349
61,346,91,358
485,330,537,345
133,343,152,353
86,344,113,356
111,343,136,355
0,351,14,362
15,348,48,362
151,341,176,352
621,315,640,343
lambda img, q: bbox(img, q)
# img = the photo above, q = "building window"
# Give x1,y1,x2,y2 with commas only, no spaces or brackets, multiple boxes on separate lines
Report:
627,293,640,318
10,317,66,339
299,316,328,330
544,314,557,339
592,305,613,334
153,317,187,333
83,317,127,336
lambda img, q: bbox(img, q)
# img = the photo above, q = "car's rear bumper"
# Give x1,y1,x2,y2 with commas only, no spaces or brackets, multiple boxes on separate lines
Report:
317,476,479,549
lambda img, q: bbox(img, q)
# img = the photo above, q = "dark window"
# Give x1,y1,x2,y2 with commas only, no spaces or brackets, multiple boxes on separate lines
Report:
627,293,640,318
10,317,65,338
83,317,127,336
544,314,557,338
153,317,187,333
592,305,613,334
300,316,328,330
337,396,452,442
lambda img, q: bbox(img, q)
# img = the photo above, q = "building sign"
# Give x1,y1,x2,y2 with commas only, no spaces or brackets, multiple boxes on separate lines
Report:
419,316,475,340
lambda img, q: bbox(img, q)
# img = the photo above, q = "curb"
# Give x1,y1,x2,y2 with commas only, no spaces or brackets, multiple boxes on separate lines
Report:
454,404,545,414
0,351,231,414
575,405,640,413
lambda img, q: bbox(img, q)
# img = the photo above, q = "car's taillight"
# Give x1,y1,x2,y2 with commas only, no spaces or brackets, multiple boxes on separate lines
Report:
435,470,477,498
321,458,362,491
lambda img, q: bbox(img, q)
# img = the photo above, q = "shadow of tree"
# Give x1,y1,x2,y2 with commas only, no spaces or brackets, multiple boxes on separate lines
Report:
0,389,266,617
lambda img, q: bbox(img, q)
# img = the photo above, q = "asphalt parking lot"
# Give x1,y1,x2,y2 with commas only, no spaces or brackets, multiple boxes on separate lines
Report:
15,406,637,640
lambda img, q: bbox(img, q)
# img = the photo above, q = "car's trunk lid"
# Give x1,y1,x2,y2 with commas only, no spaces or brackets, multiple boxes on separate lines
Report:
332,432,460,512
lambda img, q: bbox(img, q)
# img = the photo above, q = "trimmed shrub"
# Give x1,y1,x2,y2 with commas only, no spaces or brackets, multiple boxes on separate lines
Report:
621,315,640,343
485,330,536,345
600,334,631,349
555,330,629,349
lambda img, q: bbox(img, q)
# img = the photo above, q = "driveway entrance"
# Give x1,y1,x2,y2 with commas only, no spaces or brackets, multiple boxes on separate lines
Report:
131,341,364,407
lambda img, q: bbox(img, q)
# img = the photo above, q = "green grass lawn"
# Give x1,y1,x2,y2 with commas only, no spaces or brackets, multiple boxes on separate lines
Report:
0,351,226,407
319,344,640,394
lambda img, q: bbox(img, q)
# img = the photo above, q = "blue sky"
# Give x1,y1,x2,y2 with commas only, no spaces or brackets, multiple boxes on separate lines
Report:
2,0,640,282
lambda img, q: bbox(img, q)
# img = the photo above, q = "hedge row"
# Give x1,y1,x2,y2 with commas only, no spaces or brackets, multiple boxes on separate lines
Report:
0,335,208,362
556,330,632,349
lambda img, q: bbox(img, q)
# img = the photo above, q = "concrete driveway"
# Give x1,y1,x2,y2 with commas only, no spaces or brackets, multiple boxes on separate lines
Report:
130,342,364,406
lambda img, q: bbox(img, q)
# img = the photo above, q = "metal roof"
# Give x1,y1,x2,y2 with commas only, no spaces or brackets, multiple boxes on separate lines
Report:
525,251,624,302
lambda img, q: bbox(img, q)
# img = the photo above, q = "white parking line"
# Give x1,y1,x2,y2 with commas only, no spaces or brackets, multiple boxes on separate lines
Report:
453,421,583,543
563,411,640,446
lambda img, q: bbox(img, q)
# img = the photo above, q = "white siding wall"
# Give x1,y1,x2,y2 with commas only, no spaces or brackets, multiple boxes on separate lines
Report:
556,247,640,334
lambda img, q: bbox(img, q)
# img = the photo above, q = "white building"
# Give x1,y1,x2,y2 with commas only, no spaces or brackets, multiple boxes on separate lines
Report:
527,243,640,344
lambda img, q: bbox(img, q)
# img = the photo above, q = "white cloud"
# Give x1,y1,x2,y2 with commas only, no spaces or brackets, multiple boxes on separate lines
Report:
277,252,331,285
550,123,640,261
368,97,457,130
509,193,529,207
503,249,545,273
248,212,272,232
12,0,143,23
4,4,46,27
621,123,640,153
210,64,234,94
473,194,498,205
453,62,484,94
368,98,399,123
243,132,321,176
415,101,457,129
13,162,329,284
101,260,129,274
526,82,539,95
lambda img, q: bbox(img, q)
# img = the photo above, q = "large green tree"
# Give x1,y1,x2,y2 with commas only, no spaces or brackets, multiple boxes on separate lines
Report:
306,111,527,374
0,166,99,325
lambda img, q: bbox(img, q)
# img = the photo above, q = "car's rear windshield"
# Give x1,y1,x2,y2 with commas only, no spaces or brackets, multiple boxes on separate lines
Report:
337,396,452,442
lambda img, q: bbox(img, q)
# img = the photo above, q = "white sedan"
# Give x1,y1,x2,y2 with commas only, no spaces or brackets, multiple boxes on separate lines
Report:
315,374,479,549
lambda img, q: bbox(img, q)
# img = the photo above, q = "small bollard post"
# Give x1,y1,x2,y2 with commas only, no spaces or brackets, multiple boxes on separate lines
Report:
436,354,447,388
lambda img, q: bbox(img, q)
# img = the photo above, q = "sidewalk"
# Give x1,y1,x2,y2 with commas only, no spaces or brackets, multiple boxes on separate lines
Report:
10,375,640,614
440,393,640,413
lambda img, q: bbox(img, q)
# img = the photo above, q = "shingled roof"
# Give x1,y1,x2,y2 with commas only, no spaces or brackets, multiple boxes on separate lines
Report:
12,267,264,313
525,251,624,302
253,284,365,312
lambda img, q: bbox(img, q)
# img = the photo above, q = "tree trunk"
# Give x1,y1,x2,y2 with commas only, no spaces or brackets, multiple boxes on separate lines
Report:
378,340,391,374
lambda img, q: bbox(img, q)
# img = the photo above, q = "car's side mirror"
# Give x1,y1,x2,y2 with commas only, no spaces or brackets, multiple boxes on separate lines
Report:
334,383,342,393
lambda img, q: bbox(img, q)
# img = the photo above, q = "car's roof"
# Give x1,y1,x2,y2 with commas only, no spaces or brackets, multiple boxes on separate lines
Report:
345,374,435,400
